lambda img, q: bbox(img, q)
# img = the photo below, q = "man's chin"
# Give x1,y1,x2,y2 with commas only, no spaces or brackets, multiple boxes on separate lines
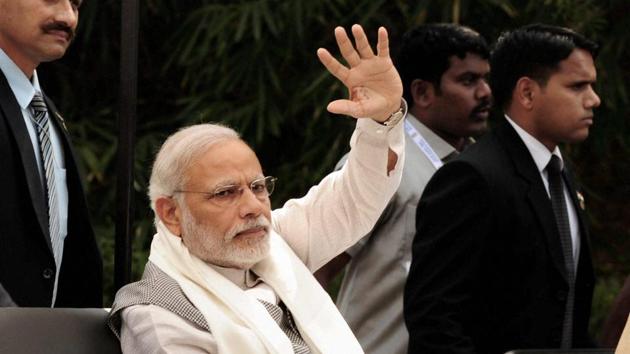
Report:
222,236,271,269
463,124,488,139
224,252,270,270
40,44,70,61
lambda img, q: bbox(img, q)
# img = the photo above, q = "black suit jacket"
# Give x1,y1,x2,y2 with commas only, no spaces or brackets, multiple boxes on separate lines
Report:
404,120,594,354
0,69,102,307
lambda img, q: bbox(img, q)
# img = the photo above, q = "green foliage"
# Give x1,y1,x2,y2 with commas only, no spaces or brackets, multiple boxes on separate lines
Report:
40,0,628,337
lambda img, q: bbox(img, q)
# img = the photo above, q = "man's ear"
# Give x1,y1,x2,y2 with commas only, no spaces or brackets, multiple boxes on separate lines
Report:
514,77,538,110
155,196,183,237
410,79,436,109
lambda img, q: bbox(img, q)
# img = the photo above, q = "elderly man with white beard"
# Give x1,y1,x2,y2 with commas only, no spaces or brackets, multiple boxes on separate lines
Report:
108,24,406,354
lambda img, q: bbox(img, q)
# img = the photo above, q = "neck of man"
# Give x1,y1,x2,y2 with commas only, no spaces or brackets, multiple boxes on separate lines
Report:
506,108,557,152
411,111,468,152
0,41,37,78
438,132,467,152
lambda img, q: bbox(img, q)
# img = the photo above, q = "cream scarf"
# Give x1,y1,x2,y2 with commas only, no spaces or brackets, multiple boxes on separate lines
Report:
149,221,364,354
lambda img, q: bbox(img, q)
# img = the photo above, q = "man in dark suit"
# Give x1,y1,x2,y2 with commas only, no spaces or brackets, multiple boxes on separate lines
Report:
404,24,600,353
0,0,102,307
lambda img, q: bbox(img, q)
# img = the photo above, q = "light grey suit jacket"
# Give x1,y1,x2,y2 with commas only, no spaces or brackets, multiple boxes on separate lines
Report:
335,114,457,354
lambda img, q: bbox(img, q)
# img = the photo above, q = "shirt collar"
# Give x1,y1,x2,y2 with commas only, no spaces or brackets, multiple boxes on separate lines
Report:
210,264,261,290
406,112,458,161
0,48,42,110
505,114,564,172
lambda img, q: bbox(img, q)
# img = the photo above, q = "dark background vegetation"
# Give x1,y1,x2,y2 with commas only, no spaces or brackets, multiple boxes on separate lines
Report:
39,0,628,341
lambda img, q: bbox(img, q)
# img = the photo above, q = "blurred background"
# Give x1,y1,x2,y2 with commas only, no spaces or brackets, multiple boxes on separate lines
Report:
39,0,629,341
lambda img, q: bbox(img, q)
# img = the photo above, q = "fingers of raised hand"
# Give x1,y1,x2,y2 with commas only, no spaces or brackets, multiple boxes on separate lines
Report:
326,99,360,117
334,26,361,67
376,27,390,58
317,48,349,83
351,24,375,59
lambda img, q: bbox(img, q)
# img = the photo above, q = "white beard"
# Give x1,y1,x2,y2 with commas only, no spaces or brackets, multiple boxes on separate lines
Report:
180,205,270,269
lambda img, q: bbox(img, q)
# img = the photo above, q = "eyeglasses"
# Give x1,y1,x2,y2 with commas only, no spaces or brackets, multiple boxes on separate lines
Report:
173,176,277,207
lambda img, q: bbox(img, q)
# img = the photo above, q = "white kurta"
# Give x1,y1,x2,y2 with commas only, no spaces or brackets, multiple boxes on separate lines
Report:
120,117,405,353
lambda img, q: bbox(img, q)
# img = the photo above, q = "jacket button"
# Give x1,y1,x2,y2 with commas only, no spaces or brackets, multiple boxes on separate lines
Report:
42,268,54,279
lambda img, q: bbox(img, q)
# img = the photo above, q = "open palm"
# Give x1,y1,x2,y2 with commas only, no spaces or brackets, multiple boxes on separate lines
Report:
317,25,403,122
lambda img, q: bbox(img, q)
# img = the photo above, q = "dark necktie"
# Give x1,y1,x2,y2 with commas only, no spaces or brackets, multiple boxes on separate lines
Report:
29,94,63,268
546,155,575,349
258,299,311,354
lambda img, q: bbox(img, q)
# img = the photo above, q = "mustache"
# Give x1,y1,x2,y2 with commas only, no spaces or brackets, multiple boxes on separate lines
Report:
42,22,76,42
471,99,492,115
225,216,270,241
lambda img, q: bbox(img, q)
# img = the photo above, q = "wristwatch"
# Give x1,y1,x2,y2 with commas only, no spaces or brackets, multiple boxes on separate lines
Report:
382,99,407,127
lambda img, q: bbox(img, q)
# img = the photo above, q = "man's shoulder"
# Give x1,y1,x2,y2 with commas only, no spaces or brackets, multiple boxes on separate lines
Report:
460,129,500,156
400,156,434,186
350,135,446,247
115,263,175,298
108,262,209,337
0,69,17,114
112,263,194,310
420,137,513,201
449,130,512,174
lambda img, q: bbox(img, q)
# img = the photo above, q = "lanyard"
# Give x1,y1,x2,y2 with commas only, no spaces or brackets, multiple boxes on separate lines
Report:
404,120,443,169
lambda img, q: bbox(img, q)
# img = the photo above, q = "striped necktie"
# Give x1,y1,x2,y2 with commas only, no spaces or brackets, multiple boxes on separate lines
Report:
546,155,575,349
258,299,311,354
29,94,63,269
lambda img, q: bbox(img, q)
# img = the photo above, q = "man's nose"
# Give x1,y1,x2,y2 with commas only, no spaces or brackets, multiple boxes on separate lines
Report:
586,86,601,109
476,80,491,100
238,188,264,219
54,0,79,29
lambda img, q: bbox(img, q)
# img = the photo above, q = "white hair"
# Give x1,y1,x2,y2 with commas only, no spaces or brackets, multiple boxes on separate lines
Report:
148,123,240,213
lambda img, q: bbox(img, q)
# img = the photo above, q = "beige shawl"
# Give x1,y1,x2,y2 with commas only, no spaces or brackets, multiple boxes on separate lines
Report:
149,221,363,354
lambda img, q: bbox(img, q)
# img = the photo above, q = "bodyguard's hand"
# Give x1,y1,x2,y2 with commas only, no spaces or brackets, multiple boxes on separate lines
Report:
317,24,403,123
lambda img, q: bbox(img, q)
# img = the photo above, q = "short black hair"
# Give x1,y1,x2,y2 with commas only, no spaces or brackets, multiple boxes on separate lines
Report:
395,23,490,104
490,23,599,110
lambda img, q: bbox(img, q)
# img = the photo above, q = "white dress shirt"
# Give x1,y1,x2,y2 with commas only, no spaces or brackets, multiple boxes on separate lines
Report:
506,115,580,267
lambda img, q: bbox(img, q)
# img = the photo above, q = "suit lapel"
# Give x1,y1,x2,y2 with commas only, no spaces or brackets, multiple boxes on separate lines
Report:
562,168,594,282
495,121,569,282
43,94,70,143
562,170,588,242
0,70,52,251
